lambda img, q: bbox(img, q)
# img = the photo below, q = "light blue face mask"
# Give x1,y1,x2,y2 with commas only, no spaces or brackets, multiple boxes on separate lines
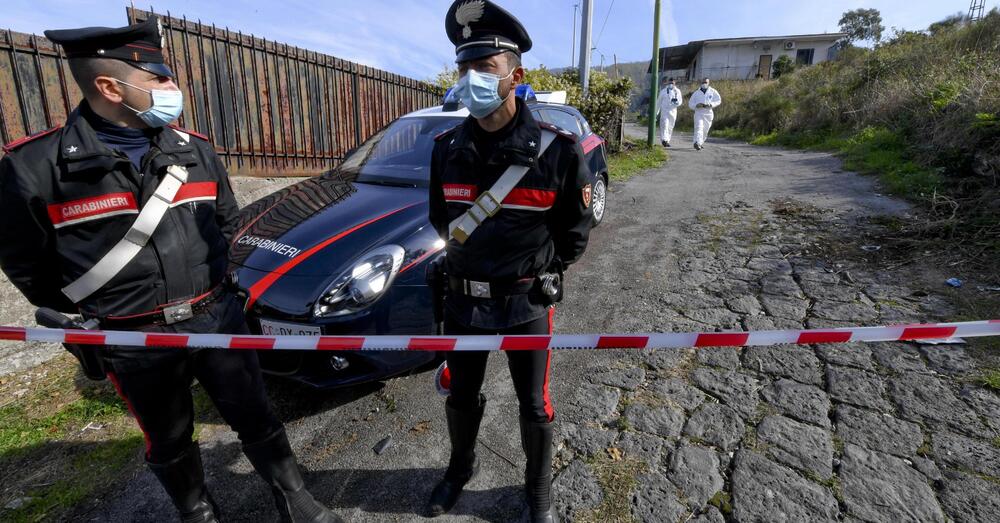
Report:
117,79,184,127
452,68,514,119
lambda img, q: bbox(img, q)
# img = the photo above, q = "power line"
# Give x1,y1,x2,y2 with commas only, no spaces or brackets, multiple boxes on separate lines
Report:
594,0,616,49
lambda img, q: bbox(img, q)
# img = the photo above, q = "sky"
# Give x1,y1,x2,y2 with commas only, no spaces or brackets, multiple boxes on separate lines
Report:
2,0,986,80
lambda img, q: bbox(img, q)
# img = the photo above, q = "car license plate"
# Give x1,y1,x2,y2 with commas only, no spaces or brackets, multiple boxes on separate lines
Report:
258,319,322,337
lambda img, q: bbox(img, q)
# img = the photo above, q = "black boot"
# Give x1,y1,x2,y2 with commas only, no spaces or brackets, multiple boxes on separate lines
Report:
242,428,343,523
520,417,558,523
147,441,219,523
428,396,486,517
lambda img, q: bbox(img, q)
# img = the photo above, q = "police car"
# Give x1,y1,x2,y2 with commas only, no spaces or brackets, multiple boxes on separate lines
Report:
229,86,610,388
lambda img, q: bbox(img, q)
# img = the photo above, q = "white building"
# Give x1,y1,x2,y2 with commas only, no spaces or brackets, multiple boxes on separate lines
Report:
653,33,848,81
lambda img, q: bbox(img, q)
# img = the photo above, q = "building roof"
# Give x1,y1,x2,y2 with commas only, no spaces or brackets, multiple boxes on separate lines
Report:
700,32,847,45
647,32,848,73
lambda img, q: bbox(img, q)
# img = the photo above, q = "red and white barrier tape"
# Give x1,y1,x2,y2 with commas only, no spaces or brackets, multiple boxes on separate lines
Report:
1,320,999,351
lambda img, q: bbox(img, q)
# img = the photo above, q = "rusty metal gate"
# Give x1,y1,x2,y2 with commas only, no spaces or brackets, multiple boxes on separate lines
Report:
0,8,440,176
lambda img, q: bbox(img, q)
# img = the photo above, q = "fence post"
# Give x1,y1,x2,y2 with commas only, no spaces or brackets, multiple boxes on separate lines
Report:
352,62,361,148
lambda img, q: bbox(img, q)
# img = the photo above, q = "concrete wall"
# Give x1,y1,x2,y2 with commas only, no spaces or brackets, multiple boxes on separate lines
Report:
691,38,842,80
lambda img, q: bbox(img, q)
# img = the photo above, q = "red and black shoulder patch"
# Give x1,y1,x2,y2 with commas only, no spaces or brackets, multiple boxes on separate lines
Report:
168,124,210,142
2,126,62,153
538,121,578,143
434,124,461,142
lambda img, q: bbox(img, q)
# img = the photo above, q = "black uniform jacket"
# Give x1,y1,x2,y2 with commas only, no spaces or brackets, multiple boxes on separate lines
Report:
0,102,240,319
429,97,592,329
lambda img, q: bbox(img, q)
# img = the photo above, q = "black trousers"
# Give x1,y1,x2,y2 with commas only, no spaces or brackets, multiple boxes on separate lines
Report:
444,308,555,423
102,294,283,464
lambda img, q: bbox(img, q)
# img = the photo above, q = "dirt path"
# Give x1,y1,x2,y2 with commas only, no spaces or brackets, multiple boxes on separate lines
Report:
73,128,1000,522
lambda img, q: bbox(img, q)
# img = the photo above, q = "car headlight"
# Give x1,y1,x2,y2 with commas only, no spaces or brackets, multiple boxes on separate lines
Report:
313,245,405,317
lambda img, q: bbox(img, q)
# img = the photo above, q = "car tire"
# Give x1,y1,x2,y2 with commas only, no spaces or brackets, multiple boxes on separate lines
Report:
591,174,607,226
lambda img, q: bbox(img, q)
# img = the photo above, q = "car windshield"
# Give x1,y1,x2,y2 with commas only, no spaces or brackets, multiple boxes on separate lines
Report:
338,116,463,188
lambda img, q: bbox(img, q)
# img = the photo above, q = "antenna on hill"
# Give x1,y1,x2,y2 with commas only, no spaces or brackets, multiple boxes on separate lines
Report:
968,0,985,22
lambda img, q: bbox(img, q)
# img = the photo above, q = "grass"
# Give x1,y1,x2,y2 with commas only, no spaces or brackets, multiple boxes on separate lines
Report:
607,139,667,182
0,353,219,521
714,126,943,201
976,369,1000,392
5,434,145,522
574,450,649,523
708,490,732,516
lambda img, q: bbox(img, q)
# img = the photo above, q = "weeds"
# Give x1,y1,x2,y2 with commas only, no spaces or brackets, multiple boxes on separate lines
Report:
607,139,667,182
575,451,649,523
976,369,1000,392
702,10,1000,273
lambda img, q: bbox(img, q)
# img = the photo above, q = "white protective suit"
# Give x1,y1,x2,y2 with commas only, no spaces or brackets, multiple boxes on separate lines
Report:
688,86,722,146
656,84,683,143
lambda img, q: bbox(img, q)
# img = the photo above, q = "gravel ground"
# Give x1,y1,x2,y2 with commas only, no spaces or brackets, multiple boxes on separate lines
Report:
28,128,1000,521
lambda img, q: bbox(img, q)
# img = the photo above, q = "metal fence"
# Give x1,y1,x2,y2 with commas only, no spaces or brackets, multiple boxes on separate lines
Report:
0,8,440,176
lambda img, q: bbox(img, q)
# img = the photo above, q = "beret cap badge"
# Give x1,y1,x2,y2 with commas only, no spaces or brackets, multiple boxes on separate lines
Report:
456,0,485,39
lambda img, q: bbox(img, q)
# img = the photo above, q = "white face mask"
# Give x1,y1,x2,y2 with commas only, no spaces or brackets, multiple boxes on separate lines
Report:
701,83,710,90
116,79,184,127
452,68,515,119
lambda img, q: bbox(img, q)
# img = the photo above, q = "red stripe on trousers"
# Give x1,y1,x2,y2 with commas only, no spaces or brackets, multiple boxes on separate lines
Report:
107,372,152,458
543,307,554,421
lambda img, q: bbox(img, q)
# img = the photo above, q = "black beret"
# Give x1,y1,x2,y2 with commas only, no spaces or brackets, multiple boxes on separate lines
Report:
44,16,173,77
445,0,532,63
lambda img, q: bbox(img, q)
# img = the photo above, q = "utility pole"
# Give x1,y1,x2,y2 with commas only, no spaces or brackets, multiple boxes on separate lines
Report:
571,3,579,67
579,0,593,97
968,0,985,22
647,0,661,146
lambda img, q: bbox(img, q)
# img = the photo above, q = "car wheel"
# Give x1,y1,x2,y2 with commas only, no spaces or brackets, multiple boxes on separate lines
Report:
591,175,607,226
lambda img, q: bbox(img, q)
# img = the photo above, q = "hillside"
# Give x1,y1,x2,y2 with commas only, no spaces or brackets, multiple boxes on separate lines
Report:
706,10,1000,276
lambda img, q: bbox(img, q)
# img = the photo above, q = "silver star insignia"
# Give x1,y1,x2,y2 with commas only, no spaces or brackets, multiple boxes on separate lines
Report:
178,141,187,146
66,145,78,153
529,141,536,147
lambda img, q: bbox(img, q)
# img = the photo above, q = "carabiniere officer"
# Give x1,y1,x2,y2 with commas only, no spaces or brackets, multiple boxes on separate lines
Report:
427,1,593,521
0,17,339,523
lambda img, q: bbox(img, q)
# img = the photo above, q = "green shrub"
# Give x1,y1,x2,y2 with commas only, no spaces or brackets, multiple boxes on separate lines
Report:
704,8,1000,261
430,66,634,153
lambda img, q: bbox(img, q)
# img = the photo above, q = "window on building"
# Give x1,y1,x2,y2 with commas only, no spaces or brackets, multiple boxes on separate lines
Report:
796,48,815,65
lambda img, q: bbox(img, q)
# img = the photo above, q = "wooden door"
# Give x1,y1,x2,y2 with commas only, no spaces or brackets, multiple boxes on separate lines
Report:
758,55,773,80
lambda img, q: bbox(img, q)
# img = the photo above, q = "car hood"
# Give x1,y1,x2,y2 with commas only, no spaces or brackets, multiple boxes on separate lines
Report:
230,176,428,278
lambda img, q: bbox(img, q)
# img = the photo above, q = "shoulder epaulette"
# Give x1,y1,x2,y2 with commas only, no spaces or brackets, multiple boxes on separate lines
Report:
168,125,210,142
434,124,461,142
2,126,62,153
538,121,578,143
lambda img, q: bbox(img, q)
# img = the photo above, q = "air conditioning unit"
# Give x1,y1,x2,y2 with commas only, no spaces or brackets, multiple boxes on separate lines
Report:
784,41,796,50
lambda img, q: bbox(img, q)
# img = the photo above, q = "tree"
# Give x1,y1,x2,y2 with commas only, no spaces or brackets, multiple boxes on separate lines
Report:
771,55,796,78
928,13,967,35
839,8,885,44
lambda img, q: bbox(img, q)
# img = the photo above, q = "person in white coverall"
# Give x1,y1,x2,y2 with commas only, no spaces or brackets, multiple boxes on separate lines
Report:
656,77,682,147
688,77,722,150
